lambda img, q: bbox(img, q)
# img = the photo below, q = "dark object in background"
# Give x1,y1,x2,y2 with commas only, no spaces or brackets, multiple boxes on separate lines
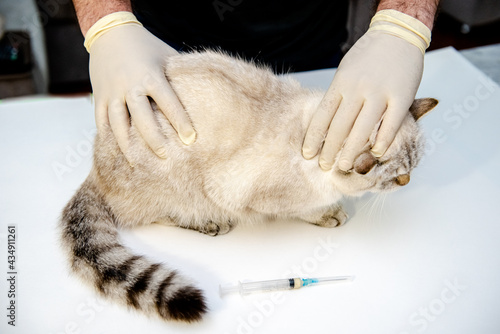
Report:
0,31,32,75
429,12,500,51
440,0,500,28
0,31,36,98
36,0,91,94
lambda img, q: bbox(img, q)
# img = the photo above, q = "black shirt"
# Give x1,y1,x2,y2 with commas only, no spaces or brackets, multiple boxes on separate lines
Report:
132,0,348,73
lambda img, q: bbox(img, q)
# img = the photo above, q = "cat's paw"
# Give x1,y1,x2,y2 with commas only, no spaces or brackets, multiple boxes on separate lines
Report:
200,220,234,236
312,207,348,228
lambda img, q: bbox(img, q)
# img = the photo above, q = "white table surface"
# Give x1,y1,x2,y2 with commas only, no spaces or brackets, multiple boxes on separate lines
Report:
1,47,499,334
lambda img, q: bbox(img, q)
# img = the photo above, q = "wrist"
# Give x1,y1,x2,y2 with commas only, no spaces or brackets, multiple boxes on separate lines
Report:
376,1,438,30
73,0,133,36
84,12,143,53
367,9,431,55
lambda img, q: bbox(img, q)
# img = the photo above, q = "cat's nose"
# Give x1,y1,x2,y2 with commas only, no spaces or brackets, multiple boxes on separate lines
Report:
395,174,410,186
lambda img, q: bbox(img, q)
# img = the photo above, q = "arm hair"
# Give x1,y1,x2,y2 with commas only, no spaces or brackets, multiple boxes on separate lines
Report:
72,0,132,35
376,0,440,29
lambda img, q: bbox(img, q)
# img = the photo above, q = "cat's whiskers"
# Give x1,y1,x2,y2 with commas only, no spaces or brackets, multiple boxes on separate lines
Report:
371,194,384,223
358,194,377,216
367,195,378,220
378,193,389,221
356,194,380,228
364,192,390,227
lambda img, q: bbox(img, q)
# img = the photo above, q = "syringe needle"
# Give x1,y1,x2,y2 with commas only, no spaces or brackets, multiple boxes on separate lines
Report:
302,276,355,286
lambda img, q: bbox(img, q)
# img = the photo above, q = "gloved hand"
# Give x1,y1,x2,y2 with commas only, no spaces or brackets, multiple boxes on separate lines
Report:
302,10,431,171
85,12,196,162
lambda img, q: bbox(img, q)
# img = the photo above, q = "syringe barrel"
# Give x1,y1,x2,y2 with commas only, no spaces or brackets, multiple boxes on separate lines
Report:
239,278,296,294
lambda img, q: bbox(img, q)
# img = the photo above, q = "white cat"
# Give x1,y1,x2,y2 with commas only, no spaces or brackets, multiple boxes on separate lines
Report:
60,50,437,322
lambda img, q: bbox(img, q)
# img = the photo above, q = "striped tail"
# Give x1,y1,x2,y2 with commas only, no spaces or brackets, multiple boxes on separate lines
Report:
59,179,207,322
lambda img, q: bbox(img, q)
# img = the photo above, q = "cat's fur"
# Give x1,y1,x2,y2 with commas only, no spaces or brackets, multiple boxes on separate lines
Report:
60,51,437,322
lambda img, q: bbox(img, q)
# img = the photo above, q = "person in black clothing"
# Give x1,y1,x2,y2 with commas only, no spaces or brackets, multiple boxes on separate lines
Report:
131,0,349,73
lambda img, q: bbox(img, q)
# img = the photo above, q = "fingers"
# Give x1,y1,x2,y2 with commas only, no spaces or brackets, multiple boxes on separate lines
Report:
100,71,197,162
108,99,134,164
148,76,197,145
371,103,409,157
302,92,342,160
318,99,363,170
336,99,387,171
126,92,169,159
94,100,109,134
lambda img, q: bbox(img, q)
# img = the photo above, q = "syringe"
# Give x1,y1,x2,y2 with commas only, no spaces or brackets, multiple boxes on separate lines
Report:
219,275,354,296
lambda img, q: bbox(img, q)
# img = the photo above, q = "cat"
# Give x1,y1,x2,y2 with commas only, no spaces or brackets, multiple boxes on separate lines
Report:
60,50,437,323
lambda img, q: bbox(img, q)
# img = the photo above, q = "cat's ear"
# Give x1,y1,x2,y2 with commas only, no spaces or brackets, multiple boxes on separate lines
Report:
354,151,377,175
409,98,439,121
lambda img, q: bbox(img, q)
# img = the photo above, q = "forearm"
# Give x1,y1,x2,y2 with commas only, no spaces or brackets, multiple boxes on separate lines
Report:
73,0,132,35
376,0,440,29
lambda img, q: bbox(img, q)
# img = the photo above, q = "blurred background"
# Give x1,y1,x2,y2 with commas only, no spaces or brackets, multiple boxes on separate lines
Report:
0,0,499,99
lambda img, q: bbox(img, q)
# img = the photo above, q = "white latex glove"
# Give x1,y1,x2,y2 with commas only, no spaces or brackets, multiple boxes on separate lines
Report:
85,12,196,162
302,10,431,171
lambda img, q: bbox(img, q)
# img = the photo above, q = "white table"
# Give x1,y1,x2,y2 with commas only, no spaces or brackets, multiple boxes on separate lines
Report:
1,47,499,334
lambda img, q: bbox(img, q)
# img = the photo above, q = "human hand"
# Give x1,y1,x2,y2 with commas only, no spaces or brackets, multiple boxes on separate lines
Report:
86,12,196,162
302,10,431,171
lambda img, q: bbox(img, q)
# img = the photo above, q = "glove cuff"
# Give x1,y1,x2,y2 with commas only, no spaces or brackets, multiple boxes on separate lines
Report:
84,11,143,53
368,9,431,55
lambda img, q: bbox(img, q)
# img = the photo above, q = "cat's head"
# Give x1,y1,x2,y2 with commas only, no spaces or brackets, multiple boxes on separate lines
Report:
331,98,438,196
